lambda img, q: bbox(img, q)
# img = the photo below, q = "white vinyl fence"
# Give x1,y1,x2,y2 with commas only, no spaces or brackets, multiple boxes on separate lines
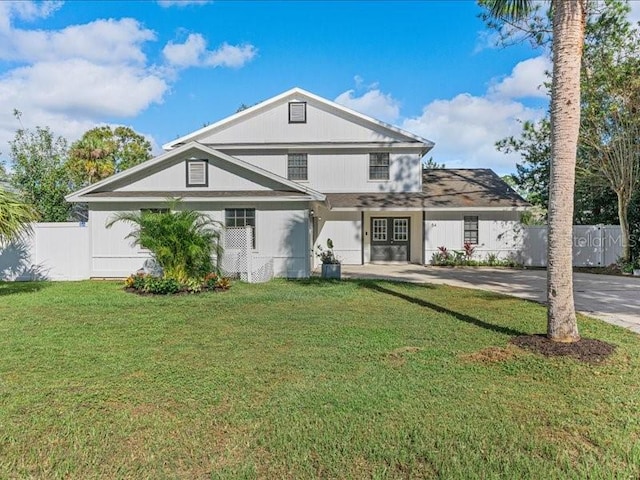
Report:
0,223,90,281
520,225,623,267
0,222,625,281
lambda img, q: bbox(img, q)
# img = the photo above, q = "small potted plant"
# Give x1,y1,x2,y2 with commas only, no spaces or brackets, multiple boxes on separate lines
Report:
317,238,341,279
633,257,640,277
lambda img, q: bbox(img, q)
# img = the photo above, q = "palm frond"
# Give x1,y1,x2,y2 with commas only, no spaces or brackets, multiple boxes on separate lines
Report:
483,0,534,21
0,189,39,243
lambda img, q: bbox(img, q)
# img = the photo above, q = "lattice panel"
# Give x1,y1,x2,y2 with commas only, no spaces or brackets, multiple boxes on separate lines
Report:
221,227,273,283
225,227,251,251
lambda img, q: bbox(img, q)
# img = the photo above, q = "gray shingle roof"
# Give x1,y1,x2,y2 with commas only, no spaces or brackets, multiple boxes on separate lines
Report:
326,169,529,209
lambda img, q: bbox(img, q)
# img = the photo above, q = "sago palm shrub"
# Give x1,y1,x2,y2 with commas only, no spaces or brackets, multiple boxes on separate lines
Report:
106,200,222,283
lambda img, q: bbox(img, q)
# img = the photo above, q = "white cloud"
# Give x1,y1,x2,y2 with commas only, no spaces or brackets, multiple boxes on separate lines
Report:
402,94,544,174
162,33,205,67
205,42,257,68
396,57,549,174
0,18,155,64
157,0,211,7
0,1,256,156
487,55,551,99
334,66,547,174
163,34,257,69
0,1,63,31
334,88,400,124
0,60,168,118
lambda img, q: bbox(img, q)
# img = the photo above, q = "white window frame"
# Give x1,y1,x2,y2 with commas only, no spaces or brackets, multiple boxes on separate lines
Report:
225,208,256,249
463,216,479,245
287,153,308,181
369,152,390,181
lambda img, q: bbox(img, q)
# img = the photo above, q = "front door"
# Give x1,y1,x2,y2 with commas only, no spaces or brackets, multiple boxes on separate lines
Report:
371,217,410,262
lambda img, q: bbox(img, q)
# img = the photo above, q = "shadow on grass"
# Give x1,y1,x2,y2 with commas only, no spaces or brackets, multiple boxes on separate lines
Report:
0,281,50,297
356,281,527,337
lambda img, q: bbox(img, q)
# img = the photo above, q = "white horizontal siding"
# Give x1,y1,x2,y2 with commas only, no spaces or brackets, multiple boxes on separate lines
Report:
235,152,422,193
314,211,362,266
116,156,272,192
424,211,523,263
89,202,310,278
199,101,403,144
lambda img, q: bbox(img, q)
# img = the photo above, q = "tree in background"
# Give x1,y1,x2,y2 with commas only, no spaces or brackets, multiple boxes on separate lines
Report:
580,0,640,261
483,0,586,343
66,126,152,187
493,0,640,261
422,157,445,169
497,118,551,208
7,112,72,222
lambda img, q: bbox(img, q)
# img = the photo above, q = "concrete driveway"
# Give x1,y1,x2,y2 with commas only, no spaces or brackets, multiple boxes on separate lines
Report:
341,265,640,334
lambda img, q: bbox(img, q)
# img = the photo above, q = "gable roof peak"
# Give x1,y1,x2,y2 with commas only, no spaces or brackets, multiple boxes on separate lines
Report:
162,87,434,150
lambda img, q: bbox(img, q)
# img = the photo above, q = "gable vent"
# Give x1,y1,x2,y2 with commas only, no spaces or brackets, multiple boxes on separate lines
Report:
186,159,208,187
289,102,307,123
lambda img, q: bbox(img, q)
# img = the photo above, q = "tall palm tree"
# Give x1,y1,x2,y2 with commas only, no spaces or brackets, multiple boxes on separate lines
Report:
0,189,39,244
484,0,586,342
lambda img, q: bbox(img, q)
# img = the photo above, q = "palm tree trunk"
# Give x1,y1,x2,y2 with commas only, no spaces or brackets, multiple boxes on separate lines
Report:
547,0,585,342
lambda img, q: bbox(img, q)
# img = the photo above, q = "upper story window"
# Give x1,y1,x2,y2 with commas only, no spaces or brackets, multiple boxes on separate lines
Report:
464,216,479,245
288,153,308,181
289,102,307,123
186,159,208,187
369,152,390,180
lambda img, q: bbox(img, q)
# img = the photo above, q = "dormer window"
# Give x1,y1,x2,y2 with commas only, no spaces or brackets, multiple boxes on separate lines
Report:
289,102,307,123
186,159,208,187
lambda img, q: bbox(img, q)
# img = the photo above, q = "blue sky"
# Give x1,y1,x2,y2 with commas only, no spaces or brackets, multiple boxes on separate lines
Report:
1,1,638,175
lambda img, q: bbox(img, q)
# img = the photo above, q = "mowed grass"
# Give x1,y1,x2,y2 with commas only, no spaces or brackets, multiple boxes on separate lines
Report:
0,279,639,479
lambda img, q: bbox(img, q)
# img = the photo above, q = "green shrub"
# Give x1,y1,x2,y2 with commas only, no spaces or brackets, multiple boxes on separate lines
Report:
141,277,181,295
123,271,232,295
184,278,203,294
431,246,522,268
203,272,220,290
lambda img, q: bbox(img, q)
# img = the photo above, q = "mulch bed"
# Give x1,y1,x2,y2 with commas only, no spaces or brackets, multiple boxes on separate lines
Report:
510,334,616,364
123,287,228,296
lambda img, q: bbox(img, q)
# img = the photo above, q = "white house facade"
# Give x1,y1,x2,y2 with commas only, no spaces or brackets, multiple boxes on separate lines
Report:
66,87,528,278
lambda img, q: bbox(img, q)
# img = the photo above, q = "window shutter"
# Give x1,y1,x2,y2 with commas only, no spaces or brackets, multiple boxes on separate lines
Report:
186,160,208,186
289,102,306,123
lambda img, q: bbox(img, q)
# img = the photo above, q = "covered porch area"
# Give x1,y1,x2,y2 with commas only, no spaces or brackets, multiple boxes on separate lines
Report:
311,201,424,267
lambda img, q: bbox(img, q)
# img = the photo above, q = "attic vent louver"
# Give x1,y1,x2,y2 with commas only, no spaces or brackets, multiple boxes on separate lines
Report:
289,102,306,123
186,159,208,187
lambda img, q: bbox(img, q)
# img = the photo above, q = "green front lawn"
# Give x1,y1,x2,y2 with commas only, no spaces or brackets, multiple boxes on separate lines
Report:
0,279,639,479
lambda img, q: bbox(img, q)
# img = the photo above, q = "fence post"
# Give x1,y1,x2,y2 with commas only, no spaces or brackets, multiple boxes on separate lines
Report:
245,225,253,283
598,224,604,266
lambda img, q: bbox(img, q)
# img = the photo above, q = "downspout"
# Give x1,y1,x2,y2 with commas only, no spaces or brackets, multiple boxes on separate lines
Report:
422,210,426,265
361,211,365,265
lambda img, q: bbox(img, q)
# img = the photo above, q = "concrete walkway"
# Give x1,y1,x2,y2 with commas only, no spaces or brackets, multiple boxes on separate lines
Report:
341,264,640,334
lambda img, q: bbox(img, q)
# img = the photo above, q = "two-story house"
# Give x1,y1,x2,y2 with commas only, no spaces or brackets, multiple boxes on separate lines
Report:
66,88,528,278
